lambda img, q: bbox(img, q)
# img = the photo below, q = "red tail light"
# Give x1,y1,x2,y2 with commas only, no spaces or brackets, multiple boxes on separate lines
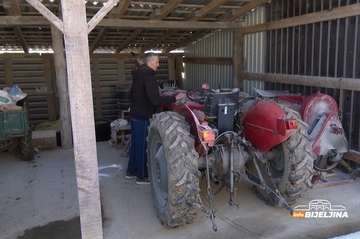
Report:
200,126,215,147
277,118,298,135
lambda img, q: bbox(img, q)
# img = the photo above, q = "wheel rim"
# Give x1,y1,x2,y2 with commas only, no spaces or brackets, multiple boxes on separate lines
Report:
150,136,169,207
314,155,339,172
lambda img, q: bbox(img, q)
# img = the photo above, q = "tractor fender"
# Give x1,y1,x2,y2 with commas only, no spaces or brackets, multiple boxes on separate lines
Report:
169,102,208,157
299,92,348,156
242,99,295,152
299,92,338,129
310,113,348,155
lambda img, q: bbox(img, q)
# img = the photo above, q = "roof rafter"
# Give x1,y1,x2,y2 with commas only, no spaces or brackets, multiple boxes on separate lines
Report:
113,0,132,19
115,29,142,53
1,16,241,29
220,0,269,22
165,30,210,53
118,0,182,53
142,29,178,51
87,0,119,34
0,0,259,53
150,0,183,20
145,0,228,52
90,0,132,52
3,0,28,53
190,0,229,22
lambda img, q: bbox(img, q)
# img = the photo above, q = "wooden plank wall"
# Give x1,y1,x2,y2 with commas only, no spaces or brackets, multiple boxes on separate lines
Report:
0,55,53,125
0,54,176,125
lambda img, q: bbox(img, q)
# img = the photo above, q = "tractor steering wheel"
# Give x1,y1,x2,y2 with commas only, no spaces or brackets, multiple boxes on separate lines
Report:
186,88,211,104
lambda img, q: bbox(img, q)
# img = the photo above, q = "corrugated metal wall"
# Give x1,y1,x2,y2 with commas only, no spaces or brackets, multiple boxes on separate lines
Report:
184,29,233,90
243,6,266,96
0,56,50,124
184,7,267,96
265,0,360,152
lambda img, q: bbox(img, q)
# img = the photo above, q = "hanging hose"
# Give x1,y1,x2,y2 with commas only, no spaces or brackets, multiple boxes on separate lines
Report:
205,150,217,232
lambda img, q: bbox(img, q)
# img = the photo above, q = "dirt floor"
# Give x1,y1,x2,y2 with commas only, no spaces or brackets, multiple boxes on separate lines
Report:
1,141,360,239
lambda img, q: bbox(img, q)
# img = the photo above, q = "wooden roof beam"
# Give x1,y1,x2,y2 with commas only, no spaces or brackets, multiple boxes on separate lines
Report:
13,26,28,53
115,29,142,53
165,30,209,53
4,0,21,16
113,0,132,19
145,0,228,53
142,30,178,52
156,0,182,20
87,0,119,33
242,3,360,34
146,0,228,53
25,0,63,32
100,18,241,29
127,0,181,53
129,1,251,9
3,0,28,53
142,0,183,51
220,0,269,22
1,17,242,29
112,0,237,52
148,0,183,20
190,0,229,22
90,27,109,52
89,0,132,52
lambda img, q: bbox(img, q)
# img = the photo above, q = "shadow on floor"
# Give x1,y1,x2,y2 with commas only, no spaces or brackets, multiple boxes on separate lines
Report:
17,217,81,239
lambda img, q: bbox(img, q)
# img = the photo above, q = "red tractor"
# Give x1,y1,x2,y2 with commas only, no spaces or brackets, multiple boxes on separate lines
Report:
147,86,347,231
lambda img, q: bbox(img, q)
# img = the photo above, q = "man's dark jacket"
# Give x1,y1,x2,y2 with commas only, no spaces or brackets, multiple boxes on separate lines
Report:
130,65,176,120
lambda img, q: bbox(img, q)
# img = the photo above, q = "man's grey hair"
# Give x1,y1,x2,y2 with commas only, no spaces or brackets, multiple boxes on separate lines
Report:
144,52,158,65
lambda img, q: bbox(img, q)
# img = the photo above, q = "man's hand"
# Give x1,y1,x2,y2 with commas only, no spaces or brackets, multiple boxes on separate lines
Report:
175,92,187,101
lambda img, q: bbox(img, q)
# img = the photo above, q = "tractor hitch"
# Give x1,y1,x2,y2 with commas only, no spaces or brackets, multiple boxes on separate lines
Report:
245,168,293,215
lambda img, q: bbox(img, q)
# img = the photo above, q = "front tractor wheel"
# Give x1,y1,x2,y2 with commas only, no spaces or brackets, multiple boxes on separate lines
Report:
247,107,315,205
147,112,201,227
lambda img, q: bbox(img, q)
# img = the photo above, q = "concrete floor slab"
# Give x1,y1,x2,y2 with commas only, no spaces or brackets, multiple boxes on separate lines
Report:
1,142,360,239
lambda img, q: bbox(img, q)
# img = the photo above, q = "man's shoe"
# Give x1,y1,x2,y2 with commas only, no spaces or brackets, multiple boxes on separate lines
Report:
125,172,137,180
136,177,150,185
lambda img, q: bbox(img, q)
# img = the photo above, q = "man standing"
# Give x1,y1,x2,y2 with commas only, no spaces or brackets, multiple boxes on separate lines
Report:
126,52,186,184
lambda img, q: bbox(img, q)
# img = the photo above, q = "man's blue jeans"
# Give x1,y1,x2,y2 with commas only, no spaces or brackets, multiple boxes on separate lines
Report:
126,118,150,179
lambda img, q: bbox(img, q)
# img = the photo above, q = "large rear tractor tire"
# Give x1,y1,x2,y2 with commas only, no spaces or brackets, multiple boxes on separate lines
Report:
247,106,316,205
147,111,201,227
19,129,34,161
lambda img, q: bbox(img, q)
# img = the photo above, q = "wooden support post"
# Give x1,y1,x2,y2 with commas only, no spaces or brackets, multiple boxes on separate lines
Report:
25,0,118,237
4,59,13,87
61,1,103,238
233,28,243,89
92,58,102,118
168,57,175,80
174,56,184,89
43,57,57,121
117,58,126,84
51,24,73,149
